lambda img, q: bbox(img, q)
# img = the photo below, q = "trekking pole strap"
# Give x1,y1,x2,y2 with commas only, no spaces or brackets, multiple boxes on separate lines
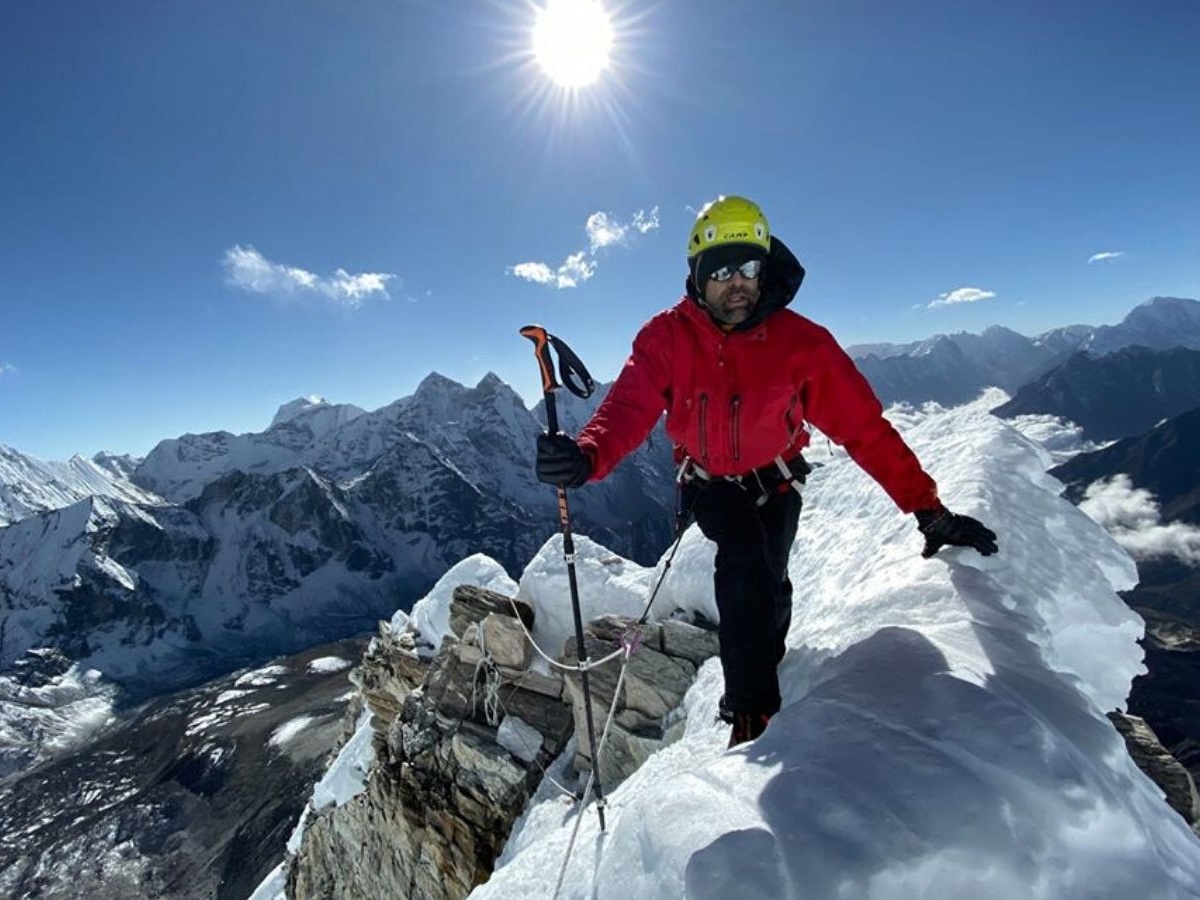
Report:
519,324,596,401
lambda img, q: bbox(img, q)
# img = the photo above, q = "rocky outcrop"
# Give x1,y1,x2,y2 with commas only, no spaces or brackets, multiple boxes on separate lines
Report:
284,586,718,900
1110,710,1200,831
562,614,718,786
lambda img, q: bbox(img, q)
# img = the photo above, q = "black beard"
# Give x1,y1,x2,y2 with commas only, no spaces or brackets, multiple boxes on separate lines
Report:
707,286,757,324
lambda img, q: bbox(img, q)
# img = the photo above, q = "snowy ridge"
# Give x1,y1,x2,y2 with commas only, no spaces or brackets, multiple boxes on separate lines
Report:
462,392,1198,898
0,500,97,664
0,443,163,527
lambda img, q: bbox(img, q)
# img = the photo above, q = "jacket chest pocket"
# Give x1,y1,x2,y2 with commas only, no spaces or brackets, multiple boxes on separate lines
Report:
693,393,743,465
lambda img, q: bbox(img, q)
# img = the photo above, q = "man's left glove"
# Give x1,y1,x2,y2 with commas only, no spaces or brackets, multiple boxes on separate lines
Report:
915,506,998,558
536,433,591,488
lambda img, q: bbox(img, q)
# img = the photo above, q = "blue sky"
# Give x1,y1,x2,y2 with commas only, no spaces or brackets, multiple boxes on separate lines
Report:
2,1,1198,460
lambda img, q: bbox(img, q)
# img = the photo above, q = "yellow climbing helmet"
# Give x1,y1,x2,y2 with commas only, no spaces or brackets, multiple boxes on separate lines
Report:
686,195,771,259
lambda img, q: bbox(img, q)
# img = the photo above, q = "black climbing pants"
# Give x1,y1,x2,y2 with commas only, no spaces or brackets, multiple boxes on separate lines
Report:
684,477,802,717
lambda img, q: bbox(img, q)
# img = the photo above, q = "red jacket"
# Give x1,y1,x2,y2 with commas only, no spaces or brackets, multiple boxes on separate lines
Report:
576,252,940,513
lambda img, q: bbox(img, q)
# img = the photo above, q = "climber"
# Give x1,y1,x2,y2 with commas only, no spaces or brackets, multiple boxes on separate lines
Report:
536,195,998,747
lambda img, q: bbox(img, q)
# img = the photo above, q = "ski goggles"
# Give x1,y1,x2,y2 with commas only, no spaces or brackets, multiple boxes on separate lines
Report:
708,258,763,282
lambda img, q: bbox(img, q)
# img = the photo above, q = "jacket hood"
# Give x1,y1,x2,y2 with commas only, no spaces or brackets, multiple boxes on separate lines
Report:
685,235,806,331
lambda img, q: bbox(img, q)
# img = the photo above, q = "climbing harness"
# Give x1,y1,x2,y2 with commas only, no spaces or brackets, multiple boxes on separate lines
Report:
677,452,810,507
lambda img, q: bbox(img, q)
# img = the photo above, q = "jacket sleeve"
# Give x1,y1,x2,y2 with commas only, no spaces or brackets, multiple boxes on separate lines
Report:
802,326,940,513
576,318,672,482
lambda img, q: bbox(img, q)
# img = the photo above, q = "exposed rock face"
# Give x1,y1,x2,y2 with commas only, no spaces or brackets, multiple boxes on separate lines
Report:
563,614,719,786
284,588,718,899
0,638,365,900
1110,711,1200,832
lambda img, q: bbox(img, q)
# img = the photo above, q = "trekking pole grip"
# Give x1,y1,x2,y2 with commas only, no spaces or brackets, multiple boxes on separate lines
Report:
521,325,595,436
520,324,561,433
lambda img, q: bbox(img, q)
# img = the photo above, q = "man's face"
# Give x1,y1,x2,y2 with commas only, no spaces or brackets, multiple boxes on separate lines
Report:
703,267,760,326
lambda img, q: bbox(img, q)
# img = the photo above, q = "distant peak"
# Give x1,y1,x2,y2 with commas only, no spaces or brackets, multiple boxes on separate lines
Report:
1144,296,1198,307
270,395,337,429
416,372,466,393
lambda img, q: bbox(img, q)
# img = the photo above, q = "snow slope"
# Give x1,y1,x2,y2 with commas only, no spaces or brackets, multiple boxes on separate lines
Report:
255,391,1200,899
477,391,1200,899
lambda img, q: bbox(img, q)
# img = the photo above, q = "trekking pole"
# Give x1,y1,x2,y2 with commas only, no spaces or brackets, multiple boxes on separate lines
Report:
519,324,608,832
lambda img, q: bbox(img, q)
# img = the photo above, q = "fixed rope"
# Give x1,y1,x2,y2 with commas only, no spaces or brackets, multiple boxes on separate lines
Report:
503,525,688,677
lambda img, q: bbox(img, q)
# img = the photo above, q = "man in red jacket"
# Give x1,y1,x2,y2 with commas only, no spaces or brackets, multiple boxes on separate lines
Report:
537,195,997,746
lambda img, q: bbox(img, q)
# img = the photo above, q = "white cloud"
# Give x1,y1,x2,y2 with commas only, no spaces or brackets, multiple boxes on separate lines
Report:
1087,251,1125,264
509,253,597,289
632,207,660,234
509,262,558,285
0,363,15,377
586,212,626,250
510,206,659,290
929,286,997,308
223,245,395,308
1079,474,1200,565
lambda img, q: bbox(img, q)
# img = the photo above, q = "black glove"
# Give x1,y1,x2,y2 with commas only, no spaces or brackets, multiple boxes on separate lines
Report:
915,506,998,558
536,433,591,488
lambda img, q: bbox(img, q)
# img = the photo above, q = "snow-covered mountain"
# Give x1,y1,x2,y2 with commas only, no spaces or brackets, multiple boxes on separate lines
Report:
847,296,1200,405
132,372,675,569
0,478,394,681
252,391,1200,899
0,443,162,526
0,374,675,774
1081,296,1200,356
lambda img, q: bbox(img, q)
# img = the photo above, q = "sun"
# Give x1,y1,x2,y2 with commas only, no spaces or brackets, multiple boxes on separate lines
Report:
532,0,614,88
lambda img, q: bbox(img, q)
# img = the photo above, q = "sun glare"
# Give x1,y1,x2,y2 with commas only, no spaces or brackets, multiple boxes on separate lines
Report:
532,0,613,88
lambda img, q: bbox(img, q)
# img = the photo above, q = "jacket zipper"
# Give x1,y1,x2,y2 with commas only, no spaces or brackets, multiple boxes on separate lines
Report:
730,395,742,462
698,394,709,462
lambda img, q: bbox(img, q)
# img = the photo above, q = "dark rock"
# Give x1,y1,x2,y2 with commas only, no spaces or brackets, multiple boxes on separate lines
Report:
1109,711,1200,828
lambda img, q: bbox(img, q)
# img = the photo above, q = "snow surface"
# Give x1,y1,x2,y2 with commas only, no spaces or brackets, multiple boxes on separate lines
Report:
472,391,1200,899
269,715,317,748
306,656,353,675
255,391,1200,899
234,664,290,688
395,553,519,657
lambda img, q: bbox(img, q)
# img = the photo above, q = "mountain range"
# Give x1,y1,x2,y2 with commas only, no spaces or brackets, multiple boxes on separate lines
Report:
0,374,674,772
848,296,1200,406
993,346,1200,441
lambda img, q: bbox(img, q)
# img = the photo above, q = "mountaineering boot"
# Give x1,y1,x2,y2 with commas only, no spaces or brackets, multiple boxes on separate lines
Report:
719,697,772,747
728,711,771,748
